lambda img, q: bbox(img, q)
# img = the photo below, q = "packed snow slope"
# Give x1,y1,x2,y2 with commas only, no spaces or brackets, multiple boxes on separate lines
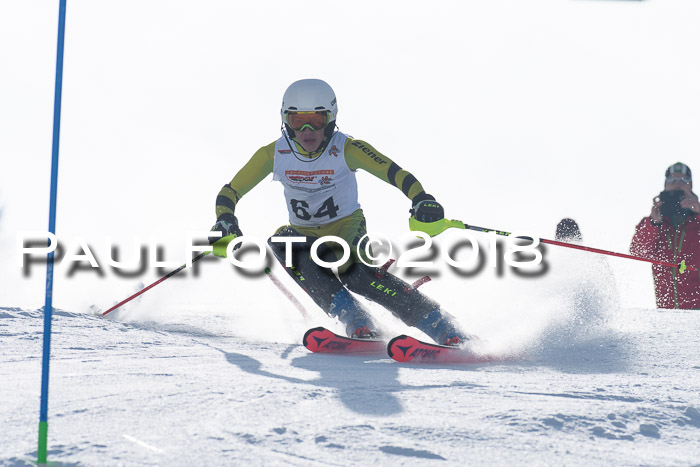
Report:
1,250,699,466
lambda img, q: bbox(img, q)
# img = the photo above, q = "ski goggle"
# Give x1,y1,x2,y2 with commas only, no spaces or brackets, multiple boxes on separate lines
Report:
286,111,329,131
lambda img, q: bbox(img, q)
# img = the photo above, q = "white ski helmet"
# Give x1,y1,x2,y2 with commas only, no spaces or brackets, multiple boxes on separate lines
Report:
280,79,338,126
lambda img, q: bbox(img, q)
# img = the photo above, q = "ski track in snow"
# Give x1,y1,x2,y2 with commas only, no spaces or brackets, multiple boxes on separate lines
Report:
1,306,699,466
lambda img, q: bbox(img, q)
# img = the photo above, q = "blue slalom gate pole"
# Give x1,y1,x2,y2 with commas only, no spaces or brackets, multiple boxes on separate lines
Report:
39,0,67,463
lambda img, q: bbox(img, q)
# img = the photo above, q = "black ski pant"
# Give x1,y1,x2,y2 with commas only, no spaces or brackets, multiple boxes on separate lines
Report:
267,226,440,326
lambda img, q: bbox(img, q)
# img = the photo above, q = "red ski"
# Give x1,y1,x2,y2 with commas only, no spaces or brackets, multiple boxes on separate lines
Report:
303,327,385,355
387,334,493,364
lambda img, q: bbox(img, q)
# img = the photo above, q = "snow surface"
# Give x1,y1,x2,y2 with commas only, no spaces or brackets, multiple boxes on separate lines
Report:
2,249,700,465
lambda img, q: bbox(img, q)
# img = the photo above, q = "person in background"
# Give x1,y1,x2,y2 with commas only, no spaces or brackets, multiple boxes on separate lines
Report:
630,162,700,309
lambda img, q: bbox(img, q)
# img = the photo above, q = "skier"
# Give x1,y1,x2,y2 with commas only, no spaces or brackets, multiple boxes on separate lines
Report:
209,79,470,345
630,162,700,309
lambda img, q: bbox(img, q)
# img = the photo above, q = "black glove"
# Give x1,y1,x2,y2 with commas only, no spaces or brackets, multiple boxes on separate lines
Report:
208,216,243,244
410,193,445,223
209,215,243,257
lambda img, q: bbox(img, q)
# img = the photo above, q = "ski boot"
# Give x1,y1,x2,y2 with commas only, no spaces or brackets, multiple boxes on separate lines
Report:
329,289,379,339
415,308,470,346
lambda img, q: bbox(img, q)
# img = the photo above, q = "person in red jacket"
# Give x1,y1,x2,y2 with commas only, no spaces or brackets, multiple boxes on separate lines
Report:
630,162,700,309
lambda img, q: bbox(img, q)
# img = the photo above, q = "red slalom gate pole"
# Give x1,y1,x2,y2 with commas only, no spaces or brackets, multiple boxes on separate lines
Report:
101,252,209,317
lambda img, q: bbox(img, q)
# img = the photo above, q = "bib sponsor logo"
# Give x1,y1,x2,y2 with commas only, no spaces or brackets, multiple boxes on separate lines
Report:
278,149,292,154
328,145,340,157
285,169,335,186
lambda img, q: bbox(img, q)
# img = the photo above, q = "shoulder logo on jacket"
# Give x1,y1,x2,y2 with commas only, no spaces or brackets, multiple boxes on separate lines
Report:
351,140,388,165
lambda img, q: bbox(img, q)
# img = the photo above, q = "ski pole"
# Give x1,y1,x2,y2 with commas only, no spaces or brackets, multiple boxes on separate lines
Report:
101,251,210,317
409,217,696,274
265,267,311,320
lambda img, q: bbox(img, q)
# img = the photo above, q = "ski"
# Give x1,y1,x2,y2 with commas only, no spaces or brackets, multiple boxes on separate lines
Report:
387,334,492,364
303,326,385,355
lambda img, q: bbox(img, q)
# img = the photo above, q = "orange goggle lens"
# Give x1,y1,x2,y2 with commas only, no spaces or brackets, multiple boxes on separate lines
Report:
286,111,329,131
